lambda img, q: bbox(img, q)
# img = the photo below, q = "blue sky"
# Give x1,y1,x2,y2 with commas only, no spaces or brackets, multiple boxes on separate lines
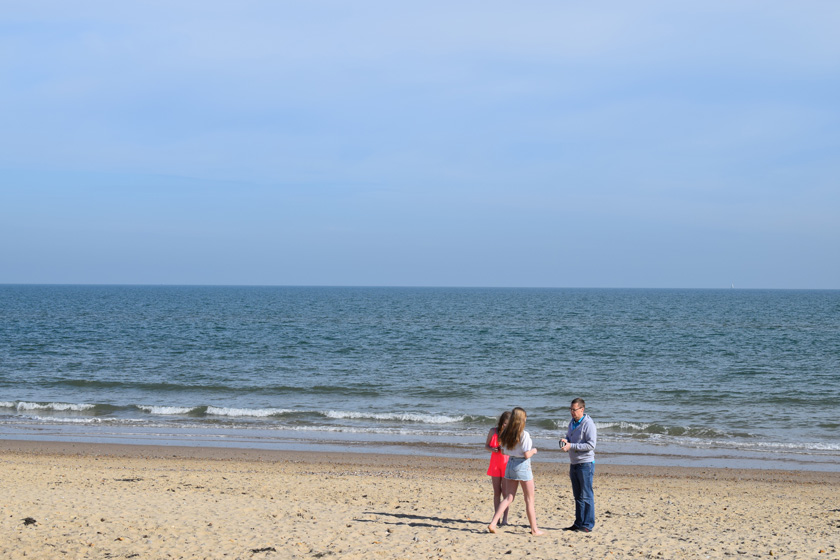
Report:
2,1,838,288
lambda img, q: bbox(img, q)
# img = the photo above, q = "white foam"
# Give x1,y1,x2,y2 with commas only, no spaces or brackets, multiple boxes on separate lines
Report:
324,410,464,424
205,406,290,418
600,421,651,431
14,401,96,412
138,406,195,415
263,424,473,436
17,415,103,424
751,440,840,452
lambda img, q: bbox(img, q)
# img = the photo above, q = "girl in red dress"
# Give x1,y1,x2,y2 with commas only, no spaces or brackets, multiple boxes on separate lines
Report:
485,410,511,525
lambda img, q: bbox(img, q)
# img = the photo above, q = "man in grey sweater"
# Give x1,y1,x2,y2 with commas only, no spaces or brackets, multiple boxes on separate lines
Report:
559,398,597,532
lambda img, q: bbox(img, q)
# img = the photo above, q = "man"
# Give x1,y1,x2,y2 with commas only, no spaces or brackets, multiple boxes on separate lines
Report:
559,397,596,532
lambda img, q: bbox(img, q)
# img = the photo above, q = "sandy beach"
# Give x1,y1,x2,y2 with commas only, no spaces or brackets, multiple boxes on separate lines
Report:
1,440,838,559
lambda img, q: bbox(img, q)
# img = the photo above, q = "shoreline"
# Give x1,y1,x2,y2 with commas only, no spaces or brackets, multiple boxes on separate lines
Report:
3,428,840,473
2,439,840,559
2,438,840,483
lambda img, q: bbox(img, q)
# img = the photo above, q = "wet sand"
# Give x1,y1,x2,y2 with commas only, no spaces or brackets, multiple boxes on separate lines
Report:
1,440,838,559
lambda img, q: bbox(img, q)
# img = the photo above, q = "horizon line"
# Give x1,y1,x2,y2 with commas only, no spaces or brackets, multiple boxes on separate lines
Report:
1,283,837,291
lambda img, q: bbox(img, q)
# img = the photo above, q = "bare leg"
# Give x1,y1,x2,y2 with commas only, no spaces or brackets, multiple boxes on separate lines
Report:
500,478,509,525
488,480,519,533
491,476,511,524
521,479,544,536
491,476,503,516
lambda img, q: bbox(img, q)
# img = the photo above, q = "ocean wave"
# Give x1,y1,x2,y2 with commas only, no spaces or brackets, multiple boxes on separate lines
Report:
2,399,836,457
2,411,838,455
205,406,291,418
2,415,146,425
18,416,105,424
596,421,734,439
739,440,840,452
137,405,198,415
323,410,466,424
0,401,97,413
135,405,292,418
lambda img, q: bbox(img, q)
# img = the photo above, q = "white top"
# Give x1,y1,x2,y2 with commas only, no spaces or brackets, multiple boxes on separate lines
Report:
504,430,533,458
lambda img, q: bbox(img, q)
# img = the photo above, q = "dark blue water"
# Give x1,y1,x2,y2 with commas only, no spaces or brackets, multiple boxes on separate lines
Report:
1,285,838,470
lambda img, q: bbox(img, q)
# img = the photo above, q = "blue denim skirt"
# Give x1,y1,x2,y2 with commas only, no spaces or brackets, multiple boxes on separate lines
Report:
504,456,533,481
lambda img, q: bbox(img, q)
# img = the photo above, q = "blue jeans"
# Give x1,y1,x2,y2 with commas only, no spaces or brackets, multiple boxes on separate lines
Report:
570,462,595,530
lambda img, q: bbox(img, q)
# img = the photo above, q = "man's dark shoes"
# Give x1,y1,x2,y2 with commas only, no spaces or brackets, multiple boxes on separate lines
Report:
563,525,579,531
578,527,592,533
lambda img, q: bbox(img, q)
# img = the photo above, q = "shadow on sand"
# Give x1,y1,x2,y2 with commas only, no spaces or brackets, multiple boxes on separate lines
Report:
360,511,557,534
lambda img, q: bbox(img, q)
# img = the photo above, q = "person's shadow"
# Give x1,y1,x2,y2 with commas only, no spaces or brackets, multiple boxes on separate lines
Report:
360,511,554,534
360,511,488,533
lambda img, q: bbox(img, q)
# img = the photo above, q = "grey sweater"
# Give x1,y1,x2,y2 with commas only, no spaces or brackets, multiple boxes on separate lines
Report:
566,414,597,464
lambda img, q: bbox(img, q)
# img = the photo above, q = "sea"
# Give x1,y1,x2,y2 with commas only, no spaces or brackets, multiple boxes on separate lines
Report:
1,285,838,471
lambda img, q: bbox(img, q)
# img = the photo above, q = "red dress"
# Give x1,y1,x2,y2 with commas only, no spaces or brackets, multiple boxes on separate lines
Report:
486,430,509,477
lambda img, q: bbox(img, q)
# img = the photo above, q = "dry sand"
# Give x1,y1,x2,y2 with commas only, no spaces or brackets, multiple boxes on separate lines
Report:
1,440,838,559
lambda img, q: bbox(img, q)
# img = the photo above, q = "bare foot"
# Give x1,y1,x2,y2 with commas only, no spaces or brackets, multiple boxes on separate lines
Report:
531,528,545,536
488,524,497,534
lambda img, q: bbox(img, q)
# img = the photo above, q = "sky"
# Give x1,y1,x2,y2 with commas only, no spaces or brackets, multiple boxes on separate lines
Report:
1,1,838,288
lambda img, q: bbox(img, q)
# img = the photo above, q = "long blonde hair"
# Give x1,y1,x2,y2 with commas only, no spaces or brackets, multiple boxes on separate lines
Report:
499,407,526,449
